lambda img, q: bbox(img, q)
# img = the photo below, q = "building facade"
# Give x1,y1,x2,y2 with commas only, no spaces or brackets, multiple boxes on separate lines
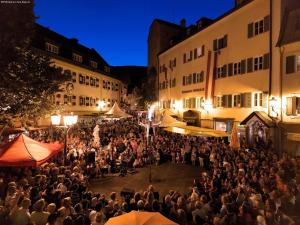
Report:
155,0,300,154
32,24,126,121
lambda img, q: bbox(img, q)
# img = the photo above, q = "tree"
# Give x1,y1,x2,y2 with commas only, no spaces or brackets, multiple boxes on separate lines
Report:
0,1,71,126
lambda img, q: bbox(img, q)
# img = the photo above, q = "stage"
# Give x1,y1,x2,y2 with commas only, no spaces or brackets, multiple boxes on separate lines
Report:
89,162,202,198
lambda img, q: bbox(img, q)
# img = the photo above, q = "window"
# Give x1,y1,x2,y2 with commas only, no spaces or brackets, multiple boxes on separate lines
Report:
79,96,85,106
79,74,85,84
172,78,176,87
72,72,76,83
238,62,241,74
90,60,98,68
90,77,95,87
45,42,59,54
213,35,228,51
182,76,186,86
196,97,203,108
104,66,110,73
193,73,197,83
95,78,99,87
249,16,269,38
233,63,238,75
286,96,300,116
194,45,205,59
233,94,241,107
72,53,82,63
85,76,89,85
64,95,72,105
217,67,222,79
254,56,263,71
254,93,258,106
85,97,90,106
297,56,300,72
72,96,76,106
253,93,266,107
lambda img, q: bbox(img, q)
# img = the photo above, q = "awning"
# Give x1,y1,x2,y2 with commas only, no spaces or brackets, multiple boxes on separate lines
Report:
164,125,228,138
0,134,63,167
287,133,300,142
240,111,274,128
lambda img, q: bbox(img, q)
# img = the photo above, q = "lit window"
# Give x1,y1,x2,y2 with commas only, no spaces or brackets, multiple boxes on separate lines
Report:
297,56,300,72
45,42,59,54
90,60,98,68
72,53,82,63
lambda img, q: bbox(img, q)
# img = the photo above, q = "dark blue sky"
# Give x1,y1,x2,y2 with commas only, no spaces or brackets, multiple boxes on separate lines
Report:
35,0,234,66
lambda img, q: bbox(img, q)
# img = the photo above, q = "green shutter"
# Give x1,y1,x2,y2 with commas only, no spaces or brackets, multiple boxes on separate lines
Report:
228,63,233,76
286,55,295,74
264,15,270,32
248,23,254,38
263,53,270,70
247,58,253,73
241,59,246,74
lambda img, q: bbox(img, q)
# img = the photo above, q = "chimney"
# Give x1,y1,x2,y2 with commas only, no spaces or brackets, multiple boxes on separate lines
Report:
70,38,78,44
235,0,247,7
180,19,186,28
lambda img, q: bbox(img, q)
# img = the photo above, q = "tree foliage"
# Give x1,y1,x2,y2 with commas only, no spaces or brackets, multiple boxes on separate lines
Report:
0,1,71,125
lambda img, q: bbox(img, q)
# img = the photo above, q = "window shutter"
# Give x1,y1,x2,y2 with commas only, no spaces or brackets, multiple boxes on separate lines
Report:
213,96,218,108
240,94,245,107
241,59,246,74
183,53,186,63
223,35,228,48
286,55,295,74
264,15,270,32
222,95,227,107
213,39,218,51
228,63,233,76
201,45,205,56
262,93,268,108
228,95,232,108
286,97,297,116
190,50,193,61
222,65,227,77
263,53,270,70
194,49,197,59
191,98,196,108
183,76,185,85
248,23,254,38
247,58,253,73
245,93,252,107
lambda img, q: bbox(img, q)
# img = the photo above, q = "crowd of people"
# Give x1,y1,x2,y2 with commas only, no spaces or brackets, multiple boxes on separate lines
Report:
0,115,299,225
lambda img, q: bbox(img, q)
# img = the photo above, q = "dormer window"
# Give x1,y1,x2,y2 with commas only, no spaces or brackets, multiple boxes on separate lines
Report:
90,60,97,68
72,53,82,63
45,42,59,54
104,66,110,73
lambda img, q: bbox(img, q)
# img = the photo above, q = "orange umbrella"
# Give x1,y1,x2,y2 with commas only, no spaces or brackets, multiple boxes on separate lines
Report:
105,211,178,225
230,124,240,150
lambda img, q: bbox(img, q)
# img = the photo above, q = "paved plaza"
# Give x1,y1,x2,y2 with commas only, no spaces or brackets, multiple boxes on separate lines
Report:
89,162,202,197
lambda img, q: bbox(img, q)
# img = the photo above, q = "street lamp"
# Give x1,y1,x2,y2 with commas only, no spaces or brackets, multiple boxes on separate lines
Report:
269,97,279,118
97,100,106,114
51,113,78,165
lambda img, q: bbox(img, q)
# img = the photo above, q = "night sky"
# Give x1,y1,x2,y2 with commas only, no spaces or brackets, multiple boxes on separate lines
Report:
35,0,234,67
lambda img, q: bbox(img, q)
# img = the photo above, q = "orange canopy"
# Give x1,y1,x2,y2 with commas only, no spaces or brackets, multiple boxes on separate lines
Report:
0,134,63,167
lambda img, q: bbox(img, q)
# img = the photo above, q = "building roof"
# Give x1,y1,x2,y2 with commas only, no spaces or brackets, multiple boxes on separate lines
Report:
157,0,253,56
111,66,147,93
240,111,274,128
31,24,112,76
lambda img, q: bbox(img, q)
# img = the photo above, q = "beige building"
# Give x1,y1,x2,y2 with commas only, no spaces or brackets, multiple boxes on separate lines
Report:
32,24,126,121
155,0,300,154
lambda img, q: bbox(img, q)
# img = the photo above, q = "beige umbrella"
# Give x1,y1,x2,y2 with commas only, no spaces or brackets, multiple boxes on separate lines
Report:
230,124,240,150
105,211,178,225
